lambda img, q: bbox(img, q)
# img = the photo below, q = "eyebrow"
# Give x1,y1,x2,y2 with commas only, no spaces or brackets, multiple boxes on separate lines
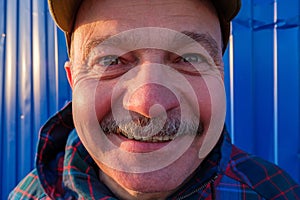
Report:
180,31,221,62
84,35,112,59
83,31,221,62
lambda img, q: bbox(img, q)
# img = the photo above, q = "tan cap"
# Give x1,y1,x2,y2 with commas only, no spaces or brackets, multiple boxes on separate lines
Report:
48,0,241,56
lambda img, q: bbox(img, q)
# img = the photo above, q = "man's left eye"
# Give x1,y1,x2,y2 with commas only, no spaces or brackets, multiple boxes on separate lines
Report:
181,53,207,64
97,55,121,67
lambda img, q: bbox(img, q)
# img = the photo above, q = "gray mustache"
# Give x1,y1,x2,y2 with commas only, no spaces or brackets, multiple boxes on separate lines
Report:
100,112,204,138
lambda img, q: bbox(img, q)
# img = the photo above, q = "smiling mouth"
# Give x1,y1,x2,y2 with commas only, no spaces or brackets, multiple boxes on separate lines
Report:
100,111,204,143
101,121,203,143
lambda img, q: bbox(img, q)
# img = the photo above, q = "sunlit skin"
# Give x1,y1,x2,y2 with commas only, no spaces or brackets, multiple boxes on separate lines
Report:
65,0,224,199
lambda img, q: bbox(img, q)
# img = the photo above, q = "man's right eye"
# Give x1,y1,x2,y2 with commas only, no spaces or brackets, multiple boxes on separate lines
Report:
97,55,121,67
87,53,135,79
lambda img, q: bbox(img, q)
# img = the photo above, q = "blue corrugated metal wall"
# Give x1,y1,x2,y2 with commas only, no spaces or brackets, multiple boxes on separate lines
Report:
224,0,300,183
0,0,70,198
1,0,299,198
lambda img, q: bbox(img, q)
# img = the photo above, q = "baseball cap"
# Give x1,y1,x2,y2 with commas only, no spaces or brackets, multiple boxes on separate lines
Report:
48,0,241,56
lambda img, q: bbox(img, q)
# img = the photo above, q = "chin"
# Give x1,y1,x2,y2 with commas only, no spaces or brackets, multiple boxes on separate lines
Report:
96,136,203,194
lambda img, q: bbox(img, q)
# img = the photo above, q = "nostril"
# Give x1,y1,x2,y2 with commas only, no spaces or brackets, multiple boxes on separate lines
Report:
149,104,167,118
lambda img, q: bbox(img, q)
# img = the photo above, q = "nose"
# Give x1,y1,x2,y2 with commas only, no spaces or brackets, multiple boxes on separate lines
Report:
123,50,180,118
125,83,179,118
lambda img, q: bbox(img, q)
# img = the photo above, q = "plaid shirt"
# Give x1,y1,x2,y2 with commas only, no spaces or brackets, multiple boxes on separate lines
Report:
9,102,300,200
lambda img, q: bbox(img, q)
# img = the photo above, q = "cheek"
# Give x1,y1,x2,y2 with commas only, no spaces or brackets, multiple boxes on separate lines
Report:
187,76,219,128
196,80,212,126
95,92,111,121
95,80,119,121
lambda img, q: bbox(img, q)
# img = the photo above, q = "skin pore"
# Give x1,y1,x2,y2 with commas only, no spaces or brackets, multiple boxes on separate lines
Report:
65,0,223,199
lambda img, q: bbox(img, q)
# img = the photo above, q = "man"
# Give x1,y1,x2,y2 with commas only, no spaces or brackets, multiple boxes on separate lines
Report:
9,0,300,199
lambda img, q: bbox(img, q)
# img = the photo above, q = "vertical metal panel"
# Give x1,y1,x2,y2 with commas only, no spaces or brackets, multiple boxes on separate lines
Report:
0,0,5,197
18,0,33,182
277,0,300,182
252,1,276,162
1,0,300,199
0,0,69,198
227,0,300,184
32,0,48,140
230,0,256,153
3,0,18,196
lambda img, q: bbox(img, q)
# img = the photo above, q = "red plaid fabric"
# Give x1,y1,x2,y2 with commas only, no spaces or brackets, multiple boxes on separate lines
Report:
8,102,300,199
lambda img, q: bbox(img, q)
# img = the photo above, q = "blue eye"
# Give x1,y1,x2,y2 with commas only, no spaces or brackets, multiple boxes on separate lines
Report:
181,53,207,64
88,53,135,79
98,55,121,67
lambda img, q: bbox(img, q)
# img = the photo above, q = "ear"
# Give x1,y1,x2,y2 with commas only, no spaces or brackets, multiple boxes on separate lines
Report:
64,61,73,89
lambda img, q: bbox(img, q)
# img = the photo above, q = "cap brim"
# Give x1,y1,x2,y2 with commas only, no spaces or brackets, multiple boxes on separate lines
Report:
48,0,82,33
48,0,241,55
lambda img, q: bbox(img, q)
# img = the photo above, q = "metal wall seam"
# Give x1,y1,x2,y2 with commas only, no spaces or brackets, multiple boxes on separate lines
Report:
273,0,279,165
18,0,34,181
48,12,58,113
32,0,49,142
0,0,7,198
3,0,18,195
298,0,300,183
230,0,256,154
229,23,235,144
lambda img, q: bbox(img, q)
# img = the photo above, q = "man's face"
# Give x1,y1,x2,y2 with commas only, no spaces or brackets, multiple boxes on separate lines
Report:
67,0,225,198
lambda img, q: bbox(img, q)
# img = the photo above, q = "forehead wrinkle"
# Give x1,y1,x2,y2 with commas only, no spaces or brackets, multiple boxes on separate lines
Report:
82,30,222,64
83,33,142,59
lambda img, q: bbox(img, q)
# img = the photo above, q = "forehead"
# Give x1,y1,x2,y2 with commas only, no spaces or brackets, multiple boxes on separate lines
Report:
72,0,222,60
74,0,220,29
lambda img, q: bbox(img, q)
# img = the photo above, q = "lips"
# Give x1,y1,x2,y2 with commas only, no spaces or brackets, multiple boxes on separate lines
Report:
101,121,203,144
